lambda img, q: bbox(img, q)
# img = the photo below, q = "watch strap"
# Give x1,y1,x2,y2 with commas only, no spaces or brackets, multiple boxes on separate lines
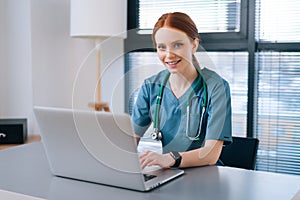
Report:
170,151,182,168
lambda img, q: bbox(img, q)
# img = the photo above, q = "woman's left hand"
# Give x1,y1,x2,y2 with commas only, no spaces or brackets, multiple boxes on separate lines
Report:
139,150,175,169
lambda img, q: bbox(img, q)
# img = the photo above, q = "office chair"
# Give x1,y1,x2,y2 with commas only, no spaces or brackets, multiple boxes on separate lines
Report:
219,136,259,170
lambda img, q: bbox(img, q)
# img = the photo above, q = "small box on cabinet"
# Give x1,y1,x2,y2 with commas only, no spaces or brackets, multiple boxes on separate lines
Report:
0,119,27,144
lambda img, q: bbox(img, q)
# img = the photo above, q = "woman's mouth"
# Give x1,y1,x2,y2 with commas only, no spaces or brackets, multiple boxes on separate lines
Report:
166,60,181,67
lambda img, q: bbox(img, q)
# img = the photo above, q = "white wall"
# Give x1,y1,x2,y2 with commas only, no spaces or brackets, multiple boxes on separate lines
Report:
71,37,125,113
0,0,34,131
30,0,94,108
0,0,5,114
0,0,125,134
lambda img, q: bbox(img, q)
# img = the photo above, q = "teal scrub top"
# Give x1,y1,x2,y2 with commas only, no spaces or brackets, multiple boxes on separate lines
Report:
131,67,232,154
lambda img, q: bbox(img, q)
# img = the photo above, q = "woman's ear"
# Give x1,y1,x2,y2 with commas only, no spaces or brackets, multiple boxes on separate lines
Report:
192,38,199,54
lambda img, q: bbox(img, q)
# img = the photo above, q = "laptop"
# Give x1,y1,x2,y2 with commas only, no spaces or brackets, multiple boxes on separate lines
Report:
33,106,184,191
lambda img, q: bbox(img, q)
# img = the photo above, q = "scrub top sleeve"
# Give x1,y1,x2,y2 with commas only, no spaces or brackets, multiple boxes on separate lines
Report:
131,81,152,137
206,80,232,145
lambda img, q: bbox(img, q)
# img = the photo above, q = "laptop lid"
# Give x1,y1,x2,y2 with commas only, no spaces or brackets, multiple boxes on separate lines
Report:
34,106,183,191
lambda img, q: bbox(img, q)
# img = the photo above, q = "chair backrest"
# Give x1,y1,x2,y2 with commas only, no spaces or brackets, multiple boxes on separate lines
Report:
219,136,259,170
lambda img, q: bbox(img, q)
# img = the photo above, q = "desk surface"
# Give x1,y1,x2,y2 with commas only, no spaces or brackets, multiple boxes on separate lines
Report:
0,142,300,200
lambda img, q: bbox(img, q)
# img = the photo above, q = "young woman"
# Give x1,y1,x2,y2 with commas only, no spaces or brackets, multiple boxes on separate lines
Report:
131,12,232,169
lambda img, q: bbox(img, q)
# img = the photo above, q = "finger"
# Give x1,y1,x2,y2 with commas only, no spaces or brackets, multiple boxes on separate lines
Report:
140,152,156,169
139,152,146,160
139,154,149,169
141,156,152,169
146,159,157,167
144,155,159,167
141,158,157,169
139,150,151,159
139,151,153,164
140,156,147,168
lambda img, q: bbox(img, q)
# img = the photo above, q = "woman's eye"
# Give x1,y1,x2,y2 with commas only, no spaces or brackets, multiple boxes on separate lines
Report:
157,45,166,50
174,43,183,48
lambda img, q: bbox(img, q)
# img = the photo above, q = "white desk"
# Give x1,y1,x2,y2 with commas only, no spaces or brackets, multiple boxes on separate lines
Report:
0,142,300,200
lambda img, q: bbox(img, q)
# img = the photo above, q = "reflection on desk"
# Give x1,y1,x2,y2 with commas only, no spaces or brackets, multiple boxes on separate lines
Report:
0,142,300,200
0,189,45,200
0,134,41,150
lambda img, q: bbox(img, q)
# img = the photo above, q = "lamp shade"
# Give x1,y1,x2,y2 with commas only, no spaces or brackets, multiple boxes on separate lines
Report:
70,0,127,39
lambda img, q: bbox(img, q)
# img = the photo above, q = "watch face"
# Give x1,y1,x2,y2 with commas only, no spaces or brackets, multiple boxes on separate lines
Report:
171,151,181,159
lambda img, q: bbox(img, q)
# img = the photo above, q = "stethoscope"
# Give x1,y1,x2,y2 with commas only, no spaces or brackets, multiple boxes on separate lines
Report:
151,66,208,141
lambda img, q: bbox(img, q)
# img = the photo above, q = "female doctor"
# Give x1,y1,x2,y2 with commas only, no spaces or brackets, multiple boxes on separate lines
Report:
131,12,232,169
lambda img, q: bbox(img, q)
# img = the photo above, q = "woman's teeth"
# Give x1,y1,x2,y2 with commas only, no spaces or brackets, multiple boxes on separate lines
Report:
167,60,180,64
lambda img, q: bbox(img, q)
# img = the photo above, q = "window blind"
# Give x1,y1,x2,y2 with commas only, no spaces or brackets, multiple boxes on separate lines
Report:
255,52,300,175
255,0,300,175
256,0,300,42
127,52,248,137
138,0,241,33
127,52,164,115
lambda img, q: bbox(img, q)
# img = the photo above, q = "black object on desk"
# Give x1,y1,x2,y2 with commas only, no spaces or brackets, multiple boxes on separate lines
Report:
0,118,27,144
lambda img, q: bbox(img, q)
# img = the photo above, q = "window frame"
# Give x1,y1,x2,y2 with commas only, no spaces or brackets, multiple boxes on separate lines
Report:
125,0,300,175
125,0,253,136
126,0,249,52
125,0,300,138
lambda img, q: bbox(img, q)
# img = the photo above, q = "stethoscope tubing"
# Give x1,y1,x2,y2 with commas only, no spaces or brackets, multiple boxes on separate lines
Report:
186,101,206,141
153,67,208,141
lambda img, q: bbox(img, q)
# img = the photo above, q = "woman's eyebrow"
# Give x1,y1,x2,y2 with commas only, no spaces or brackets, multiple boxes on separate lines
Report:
157,40,184,45
171,40,184,44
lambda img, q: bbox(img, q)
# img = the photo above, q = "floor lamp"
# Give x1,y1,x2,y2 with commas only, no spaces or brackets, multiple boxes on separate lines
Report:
70,0,127,111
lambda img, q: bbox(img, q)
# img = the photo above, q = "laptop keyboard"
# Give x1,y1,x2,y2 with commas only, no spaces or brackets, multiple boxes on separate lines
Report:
143,174,157,182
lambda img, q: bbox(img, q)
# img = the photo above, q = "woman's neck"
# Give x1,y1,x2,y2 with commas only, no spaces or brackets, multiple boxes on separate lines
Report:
169,67,198,98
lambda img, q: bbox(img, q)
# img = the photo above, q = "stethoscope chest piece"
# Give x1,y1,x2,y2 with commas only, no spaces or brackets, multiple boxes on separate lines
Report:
151,128,162,141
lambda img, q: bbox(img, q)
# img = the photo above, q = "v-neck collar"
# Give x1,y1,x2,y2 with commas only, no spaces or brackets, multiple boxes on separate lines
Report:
165,74,201,104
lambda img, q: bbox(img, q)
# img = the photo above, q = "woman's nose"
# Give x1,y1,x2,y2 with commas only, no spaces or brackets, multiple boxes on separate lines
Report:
165,49,176,58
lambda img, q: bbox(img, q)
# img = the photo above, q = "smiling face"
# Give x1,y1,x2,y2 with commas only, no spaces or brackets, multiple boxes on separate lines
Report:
154,27,199,75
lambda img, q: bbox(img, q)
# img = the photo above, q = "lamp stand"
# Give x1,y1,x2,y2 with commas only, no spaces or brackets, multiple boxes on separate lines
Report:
88,40,110,112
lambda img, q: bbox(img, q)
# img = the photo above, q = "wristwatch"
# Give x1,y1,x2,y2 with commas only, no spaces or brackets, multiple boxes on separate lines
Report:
170,151,182,168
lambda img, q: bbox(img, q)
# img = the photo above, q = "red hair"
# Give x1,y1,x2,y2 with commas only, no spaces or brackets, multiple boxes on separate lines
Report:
152,12,200,46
